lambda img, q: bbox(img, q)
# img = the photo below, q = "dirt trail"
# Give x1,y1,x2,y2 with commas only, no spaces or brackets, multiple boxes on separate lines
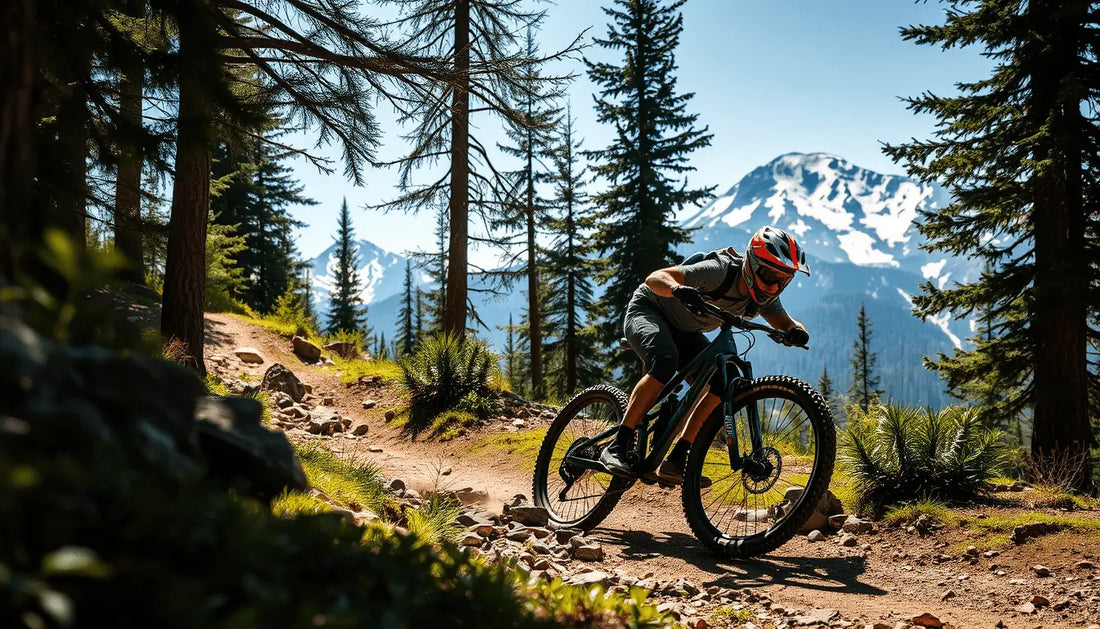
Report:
205,312,1097,629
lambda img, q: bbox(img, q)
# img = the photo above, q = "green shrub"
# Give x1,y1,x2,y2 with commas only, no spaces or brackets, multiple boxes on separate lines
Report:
840,404,1011,515
399,333,497,433
406,493,464,544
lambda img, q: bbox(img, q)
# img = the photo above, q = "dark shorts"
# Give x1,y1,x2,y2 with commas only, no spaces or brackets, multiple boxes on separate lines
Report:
623,295,710,384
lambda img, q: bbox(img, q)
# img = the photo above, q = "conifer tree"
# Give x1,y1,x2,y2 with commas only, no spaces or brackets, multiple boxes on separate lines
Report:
493,27,562,399
381,1,577,336
884,0,1098,489
586,0,714,376
414,289,424,346
502,313,527,397
397,260,416,356
818,364,841,426
849,303,883,412
211,131,315,313
326,199,367,335
543,106,602,396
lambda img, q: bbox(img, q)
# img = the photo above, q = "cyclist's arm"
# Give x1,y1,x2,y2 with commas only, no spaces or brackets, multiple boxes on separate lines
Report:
763,310,805,333
644,267,686,298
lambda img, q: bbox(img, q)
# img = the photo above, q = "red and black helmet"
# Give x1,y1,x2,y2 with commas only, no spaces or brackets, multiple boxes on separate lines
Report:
743,226,810,305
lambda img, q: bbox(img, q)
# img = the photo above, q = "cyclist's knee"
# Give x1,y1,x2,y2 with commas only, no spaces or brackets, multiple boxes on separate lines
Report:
645,352,677,383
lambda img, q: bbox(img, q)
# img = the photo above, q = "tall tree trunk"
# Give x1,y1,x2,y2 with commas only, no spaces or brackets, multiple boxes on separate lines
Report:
526,144,543,398
55,61,90,246
0,0,37,287
1029,22,1094,491
443,0,469,337
565,204,577,395
161,5,212,374
113,0,146,284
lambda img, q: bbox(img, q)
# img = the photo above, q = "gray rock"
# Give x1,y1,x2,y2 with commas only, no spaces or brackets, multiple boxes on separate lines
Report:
389,478,407,492
362,399,377,409
454,487,489,504
807,530,825,542
508,505,549,527
841,516,874,534
234,347,265,364
260,363,305,402
292,336,322,362
351,423,369,436
194,396,309,499
827,513,849,529
322,341,359,360
1032,564,1052,577
460,534,483,547
566,571,610,587
555,528,582,544
784,486,844,533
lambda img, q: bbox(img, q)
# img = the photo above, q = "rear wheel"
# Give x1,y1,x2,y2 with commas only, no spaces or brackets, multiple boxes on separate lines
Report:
532,384,631,531
681,375,835,558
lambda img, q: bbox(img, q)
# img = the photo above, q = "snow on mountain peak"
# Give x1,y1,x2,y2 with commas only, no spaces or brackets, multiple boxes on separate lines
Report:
684,152,948,268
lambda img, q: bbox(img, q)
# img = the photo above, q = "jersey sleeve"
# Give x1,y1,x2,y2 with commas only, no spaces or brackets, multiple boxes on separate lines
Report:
676,259,727,294
760,296,787,317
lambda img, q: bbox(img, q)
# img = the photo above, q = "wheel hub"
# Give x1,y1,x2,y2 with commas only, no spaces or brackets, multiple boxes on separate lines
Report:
741,446,782,494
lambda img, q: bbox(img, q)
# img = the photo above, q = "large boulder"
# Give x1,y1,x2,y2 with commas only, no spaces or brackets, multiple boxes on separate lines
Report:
260,363,305,402
292,336,322,362
322,341,360,360
195,396,309,499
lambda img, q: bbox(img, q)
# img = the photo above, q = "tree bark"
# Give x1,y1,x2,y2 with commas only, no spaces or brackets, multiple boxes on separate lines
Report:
525,132,543,398
161,4,212,375
54,61,90,246
1028,10,1094,491
443,0,469,337
0,0,37,287
113,0,146,284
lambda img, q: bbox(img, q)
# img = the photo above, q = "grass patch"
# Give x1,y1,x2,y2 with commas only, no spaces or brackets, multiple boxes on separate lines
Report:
523,582,673,628
229,311,318,341
829,468,860,514
965,511,1100,536
335,356,403,383
428,410,480,442
472,429,547,460
271,490,331,517
883,498,956,527
293,440,390,514
406,493,464,544
710,605,755,625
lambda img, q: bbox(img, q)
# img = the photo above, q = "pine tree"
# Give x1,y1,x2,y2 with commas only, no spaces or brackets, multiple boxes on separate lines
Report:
211,130,315,313
414,289,424,346
492,27,562,399
848,303,884,412
543,106,602,396
397,260,416,356
381,1,577,336
883,0,1098,490
502,313,528,397
818,365,840,426
326,199,368,335
586,0,714,377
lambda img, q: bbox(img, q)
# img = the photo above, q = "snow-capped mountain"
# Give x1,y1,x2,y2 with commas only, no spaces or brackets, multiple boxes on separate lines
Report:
308,239,411,310
308,152,979,408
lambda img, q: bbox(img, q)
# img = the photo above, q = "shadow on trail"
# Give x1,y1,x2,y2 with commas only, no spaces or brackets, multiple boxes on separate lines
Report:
204,316,235,351
593,528,887,596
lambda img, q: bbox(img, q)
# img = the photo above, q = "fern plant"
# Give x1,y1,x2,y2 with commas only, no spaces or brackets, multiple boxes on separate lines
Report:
840,404,1011,515
399,333,497,433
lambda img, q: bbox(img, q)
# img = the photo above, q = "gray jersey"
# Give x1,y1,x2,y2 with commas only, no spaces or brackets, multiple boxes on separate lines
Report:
633,251,786,333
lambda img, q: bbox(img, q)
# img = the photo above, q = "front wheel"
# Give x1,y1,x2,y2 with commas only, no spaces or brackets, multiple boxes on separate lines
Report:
681,375,836,558
532,384,632,531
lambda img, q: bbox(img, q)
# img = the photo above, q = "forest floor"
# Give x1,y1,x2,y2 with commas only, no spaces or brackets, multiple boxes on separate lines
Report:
204,311,1100,629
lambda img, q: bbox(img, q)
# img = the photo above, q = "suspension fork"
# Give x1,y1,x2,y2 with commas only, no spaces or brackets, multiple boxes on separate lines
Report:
717,355,761,469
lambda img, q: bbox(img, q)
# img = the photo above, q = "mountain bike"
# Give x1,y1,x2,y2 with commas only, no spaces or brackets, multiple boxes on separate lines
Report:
531,300,836,558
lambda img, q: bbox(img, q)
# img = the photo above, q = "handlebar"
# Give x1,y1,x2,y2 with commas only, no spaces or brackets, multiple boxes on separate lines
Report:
697,300,809,350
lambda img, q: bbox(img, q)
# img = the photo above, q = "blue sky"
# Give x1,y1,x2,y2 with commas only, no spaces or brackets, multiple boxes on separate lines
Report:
286,0,991,262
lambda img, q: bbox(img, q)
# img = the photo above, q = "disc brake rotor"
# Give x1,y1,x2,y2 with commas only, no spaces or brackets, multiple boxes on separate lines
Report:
741,446,782,494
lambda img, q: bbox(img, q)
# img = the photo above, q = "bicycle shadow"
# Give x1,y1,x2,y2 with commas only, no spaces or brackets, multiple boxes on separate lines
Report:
591,528,887,596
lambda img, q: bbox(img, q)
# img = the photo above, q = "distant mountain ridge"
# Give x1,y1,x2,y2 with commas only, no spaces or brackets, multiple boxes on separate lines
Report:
307,152,977,408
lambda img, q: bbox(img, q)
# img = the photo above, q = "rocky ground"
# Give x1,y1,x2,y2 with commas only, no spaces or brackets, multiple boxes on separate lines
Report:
204,312,1100,629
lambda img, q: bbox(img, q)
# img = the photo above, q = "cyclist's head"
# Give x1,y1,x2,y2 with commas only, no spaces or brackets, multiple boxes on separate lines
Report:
742,226,810,305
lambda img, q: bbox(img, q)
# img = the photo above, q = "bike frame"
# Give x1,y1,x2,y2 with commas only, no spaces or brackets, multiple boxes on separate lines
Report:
565,320,766,479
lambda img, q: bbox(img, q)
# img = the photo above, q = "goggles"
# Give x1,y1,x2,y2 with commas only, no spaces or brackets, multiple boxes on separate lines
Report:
748,257,795,298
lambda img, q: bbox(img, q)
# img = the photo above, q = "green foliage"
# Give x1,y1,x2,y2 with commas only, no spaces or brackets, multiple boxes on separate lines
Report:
399,333,498,433
586,0,715,378
848,303,883,412
840,404,1012,514
271,283,318,337
334,356,403,384
326,199,368,335
406,493,464,544
882,1,1097,491
396,260,417,357
523,581,674,628
293,441,390,515
204,212,249,313
882,498,955,528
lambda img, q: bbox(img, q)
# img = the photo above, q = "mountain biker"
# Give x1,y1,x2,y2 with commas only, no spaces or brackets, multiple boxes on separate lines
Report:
600,225,811,485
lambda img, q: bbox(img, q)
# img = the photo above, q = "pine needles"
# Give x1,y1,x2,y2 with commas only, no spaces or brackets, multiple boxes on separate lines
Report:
399,333,498,434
